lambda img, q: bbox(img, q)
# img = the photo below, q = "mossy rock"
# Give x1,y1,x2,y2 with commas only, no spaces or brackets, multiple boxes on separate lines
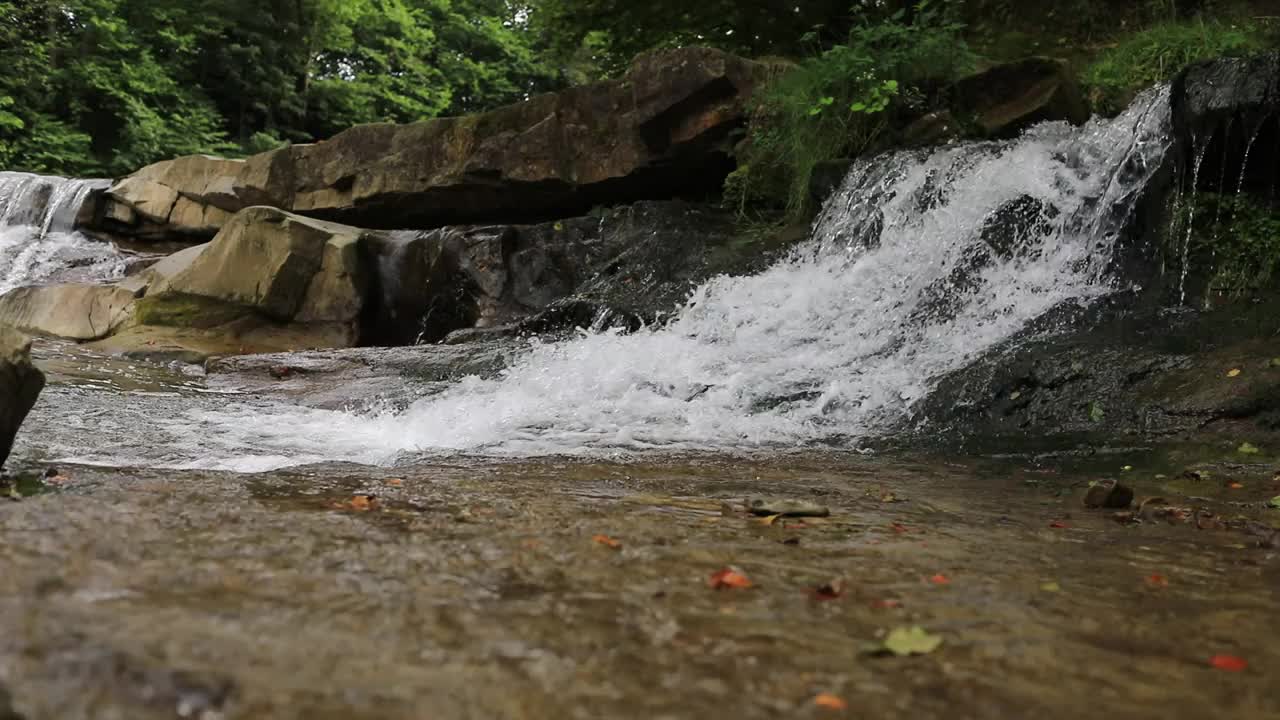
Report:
133,293,253,330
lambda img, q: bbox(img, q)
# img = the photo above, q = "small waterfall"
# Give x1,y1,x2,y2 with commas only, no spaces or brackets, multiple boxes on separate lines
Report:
0,171,124,294
145,86,1174,468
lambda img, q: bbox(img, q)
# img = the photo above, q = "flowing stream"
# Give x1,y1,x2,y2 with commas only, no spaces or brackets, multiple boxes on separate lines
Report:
0,171,125,293
13,88,1173,471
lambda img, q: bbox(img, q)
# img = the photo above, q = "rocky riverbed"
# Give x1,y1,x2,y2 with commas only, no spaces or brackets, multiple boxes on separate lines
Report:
2,449,1278,719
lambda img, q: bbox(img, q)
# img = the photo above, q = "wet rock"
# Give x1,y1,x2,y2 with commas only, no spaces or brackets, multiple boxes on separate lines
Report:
87,47,765,240
746,498,830,518
0,326,45,468
949,57,1089,139
1083,479,1135,509
0,684,24,720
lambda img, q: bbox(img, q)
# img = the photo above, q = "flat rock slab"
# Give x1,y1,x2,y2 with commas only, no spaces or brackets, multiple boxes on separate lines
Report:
0,454,1276,719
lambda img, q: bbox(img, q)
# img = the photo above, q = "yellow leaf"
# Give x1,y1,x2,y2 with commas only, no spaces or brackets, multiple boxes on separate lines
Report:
1228,368,1242,378
1041,581,1061,593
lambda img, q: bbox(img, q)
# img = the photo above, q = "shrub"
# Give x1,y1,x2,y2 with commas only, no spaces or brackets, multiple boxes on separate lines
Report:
727,2,975,220
1083,18,1265,116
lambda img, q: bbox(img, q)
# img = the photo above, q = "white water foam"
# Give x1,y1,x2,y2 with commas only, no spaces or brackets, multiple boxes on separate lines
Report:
0,172,125,293
52,88,1173,471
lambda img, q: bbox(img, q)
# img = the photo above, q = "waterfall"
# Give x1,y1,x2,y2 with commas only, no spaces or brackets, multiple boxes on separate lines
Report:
126,86,1174,470
0,172,125,294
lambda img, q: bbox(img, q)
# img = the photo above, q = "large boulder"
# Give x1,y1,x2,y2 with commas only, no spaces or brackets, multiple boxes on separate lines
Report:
87,47,764,240
0,326,45,468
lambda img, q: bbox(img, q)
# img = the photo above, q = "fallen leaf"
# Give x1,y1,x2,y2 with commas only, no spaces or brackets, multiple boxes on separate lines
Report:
1145,574,1169,588
891,522,910,534
747,498,830,517
709,567,753,590
1228,368,1242,378
1041,581,1061,593
1270,496,1280,510
813,693,848,711
386,478,404,487
880,626,943,656
1238,442,1261,455
871,598,902,609
592,534,622,550
1210,654,1248,672
1049,520,1070,529
1229,482,1245,490
1122,465,1134,472
812,580,845,601
330,494,379,511
1009,391,1022,400
930,574,951,586
1089,402,1105,423
758,514,782,526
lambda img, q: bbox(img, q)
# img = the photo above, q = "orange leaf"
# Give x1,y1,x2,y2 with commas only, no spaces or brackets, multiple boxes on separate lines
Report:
871,598,902,610
930,574,951,585
386,478,404,487
592,534,622,550
1210,654,1248,672
1228,482,1244,490
709,567,753,590
348,494,377,511
891,522,909,534
813,693,848,711
1145,573,1169,588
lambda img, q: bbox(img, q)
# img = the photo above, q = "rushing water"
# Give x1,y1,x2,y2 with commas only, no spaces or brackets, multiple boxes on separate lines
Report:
16,89,1173,471
0,172,126,293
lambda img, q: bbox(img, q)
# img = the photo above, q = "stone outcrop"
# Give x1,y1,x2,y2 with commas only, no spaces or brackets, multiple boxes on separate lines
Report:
949,57,1089,139
87,47,764,240
0,326,45,468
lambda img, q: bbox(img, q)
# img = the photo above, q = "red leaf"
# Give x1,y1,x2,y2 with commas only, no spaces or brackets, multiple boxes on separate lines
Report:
930,574,951,585
1210,654,1248,672
1049,520,1070,529
871,598,902,610
1145,574,1169,588
891,522,909,534
709,568,753,590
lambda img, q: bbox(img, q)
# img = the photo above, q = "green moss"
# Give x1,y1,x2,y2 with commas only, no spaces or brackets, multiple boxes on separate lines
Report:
1173,193,1280,299
134,293,252,329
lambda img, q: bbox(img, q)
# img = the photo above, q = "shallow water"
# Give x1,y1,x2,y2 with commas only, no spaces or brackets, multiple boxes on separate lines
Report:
2,453,1277,720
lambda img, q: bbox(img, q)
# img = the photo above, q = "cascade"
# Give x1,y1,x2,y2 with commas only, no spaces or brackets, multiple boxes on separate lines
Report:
139,87,1175,469
0,172,124,293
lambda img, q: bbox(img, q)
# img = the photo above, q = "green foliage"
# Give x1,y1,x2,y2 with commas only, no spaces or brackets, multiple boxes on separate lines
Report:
1083,17,1266,115
729,3,975,219
1181,193,1280,295
0,0,555,176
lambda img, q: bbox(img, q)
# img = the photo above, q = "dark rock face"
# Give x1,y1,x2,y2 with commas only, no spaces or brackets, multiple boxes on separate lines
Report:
949,57,1090,139
913,297,1280,449
88,47,764,241
0,326,45,468
363,201,797,346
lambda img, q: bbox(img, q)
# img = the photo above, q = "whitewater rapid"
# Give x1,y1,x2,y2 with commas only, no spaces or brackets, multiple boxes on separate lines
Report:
19,88,1173,471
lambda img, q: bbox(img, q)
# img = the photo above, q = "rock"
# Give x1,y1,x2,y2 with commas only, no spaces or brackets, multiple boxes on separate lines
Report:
949,58,1089,139
746,498,831,518
0,326,45,469
87,47,765,240
162,206,366,329
0,284,137,340
365,201,797,346
1083,479,1135,509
